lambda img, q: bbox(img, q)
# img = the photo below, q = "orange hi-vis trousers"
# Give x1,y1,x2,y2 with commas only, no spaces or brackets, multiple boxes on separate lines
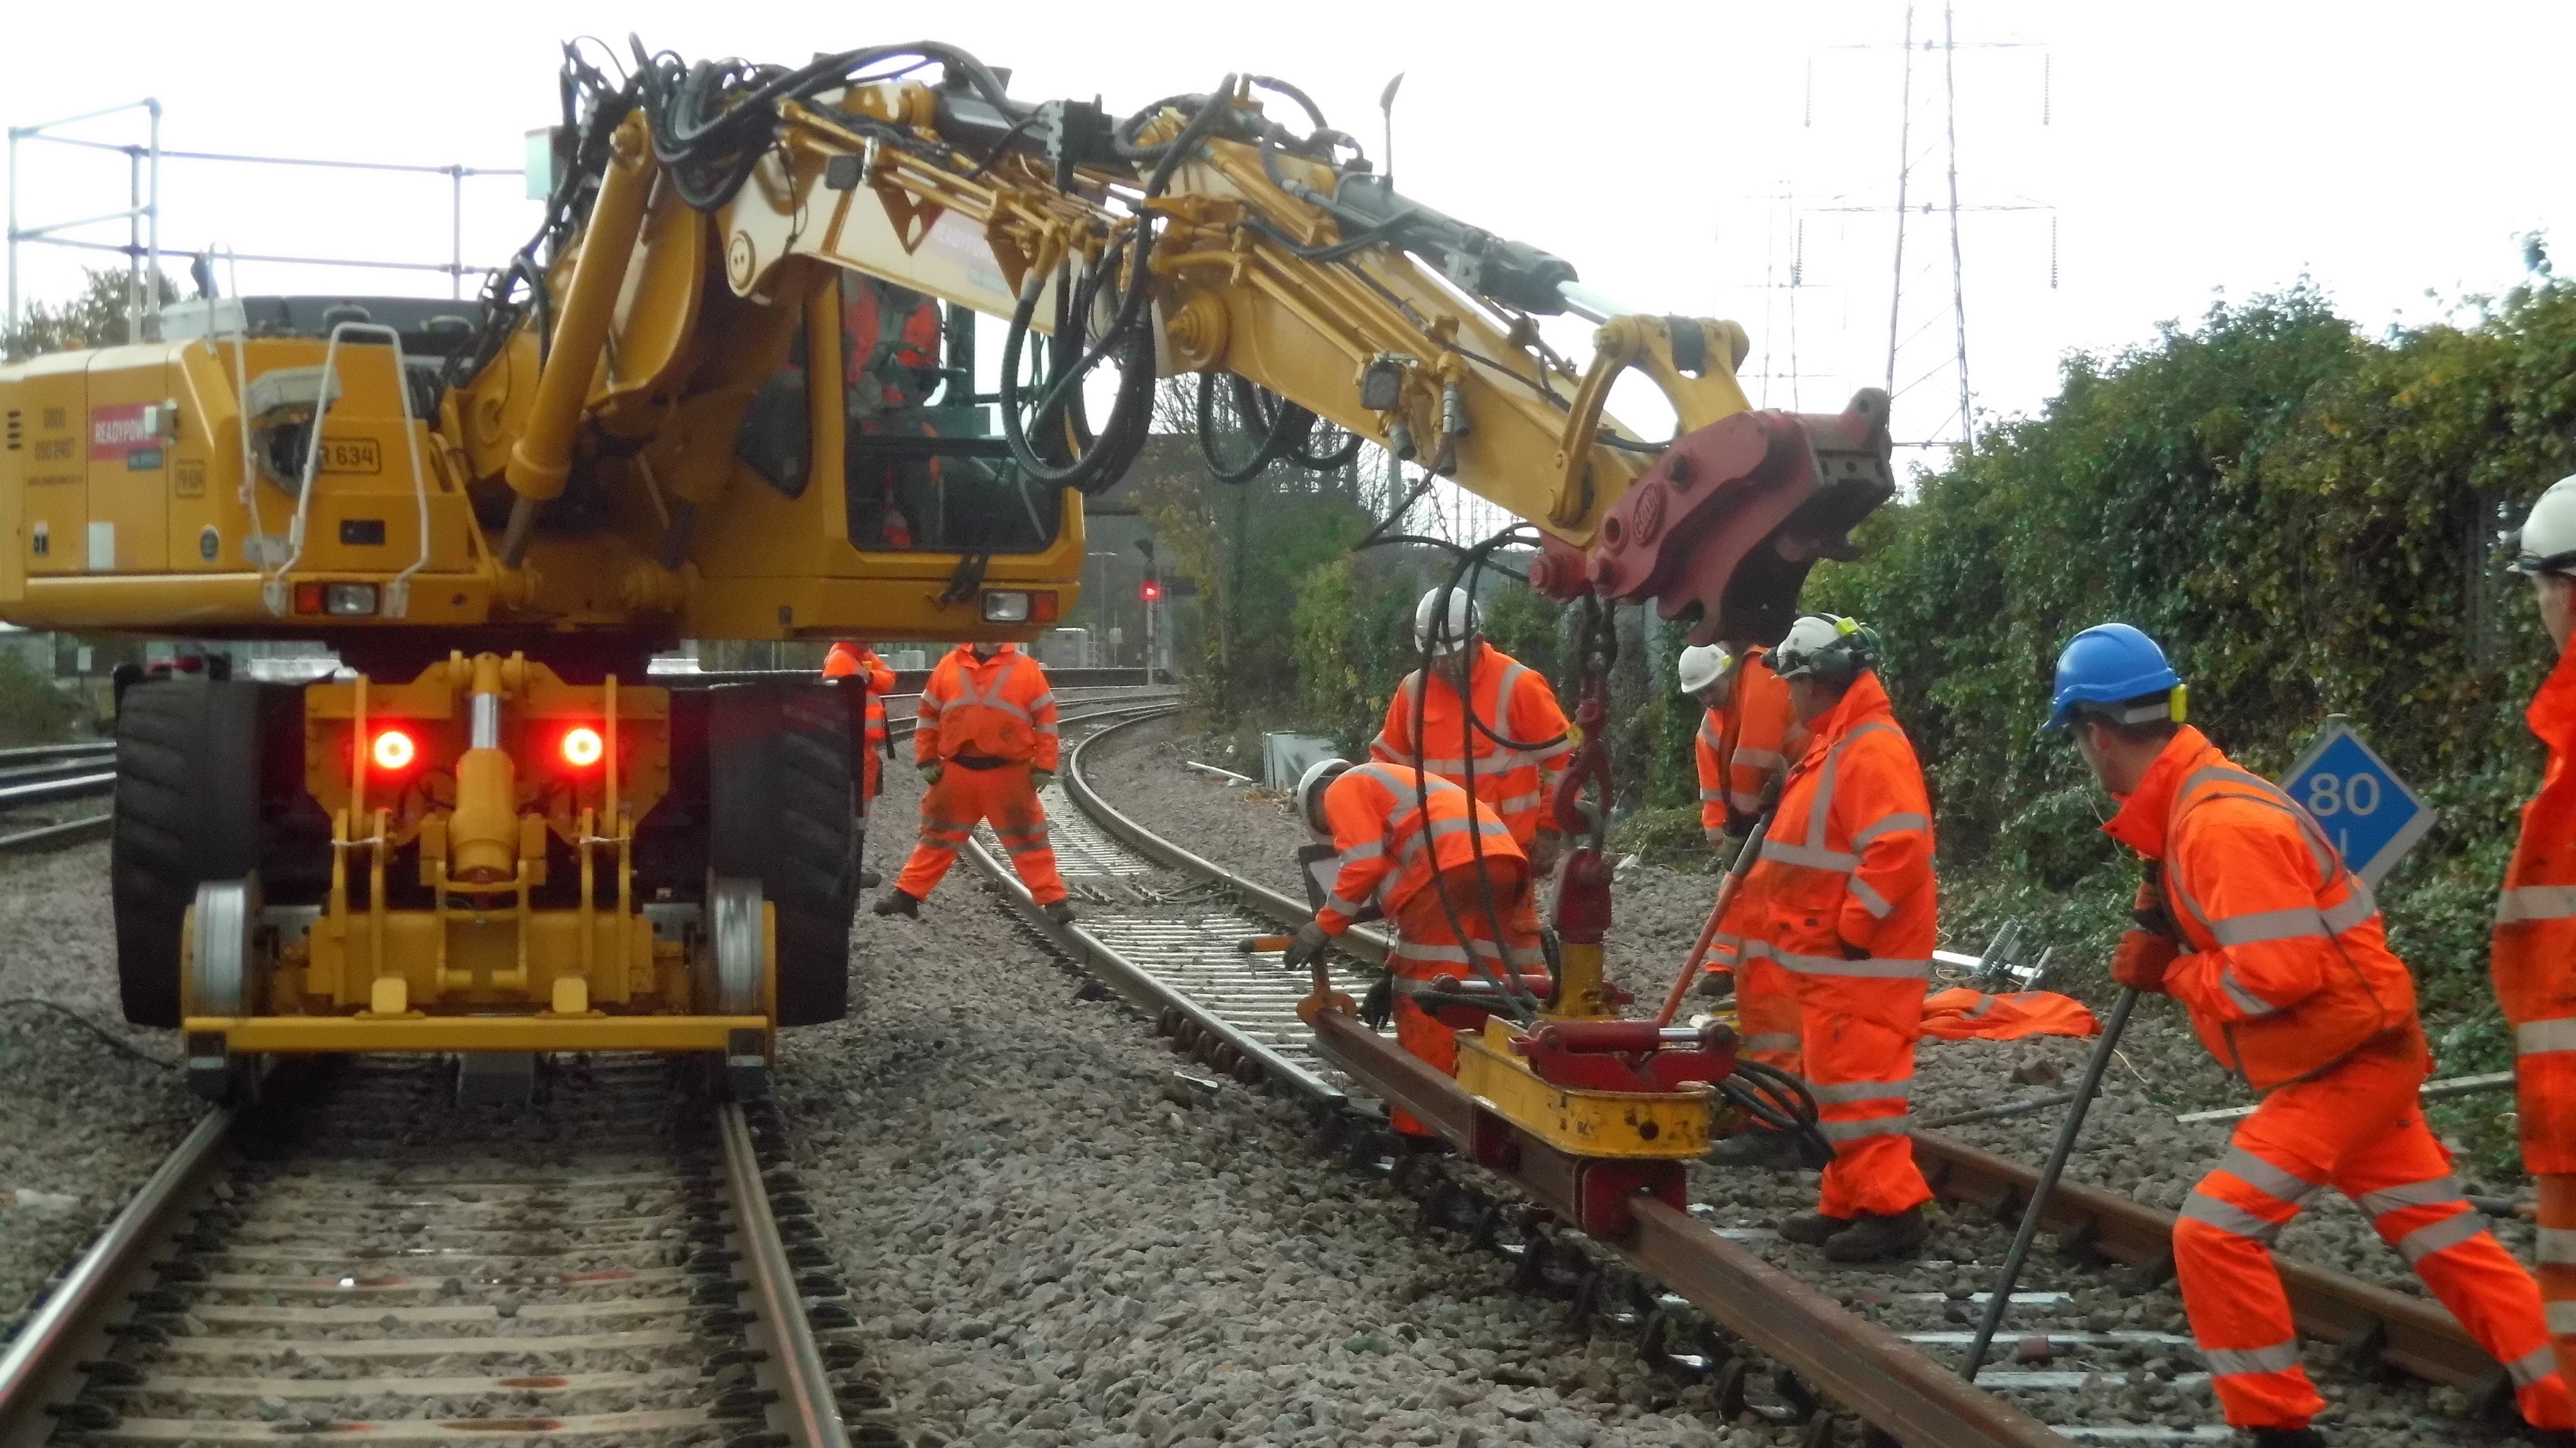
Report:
1732,942,1803,1081
894,762,1067,907
1386,861,1546,1137
2542,1175,2576,1389
2173,1033,2571,1431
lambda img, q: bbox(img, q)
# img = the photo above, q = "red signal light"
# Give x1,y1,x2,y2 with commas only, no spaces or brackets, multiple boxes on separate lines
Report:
561,727,605,768
1139,578,1162,602
371,729,417,771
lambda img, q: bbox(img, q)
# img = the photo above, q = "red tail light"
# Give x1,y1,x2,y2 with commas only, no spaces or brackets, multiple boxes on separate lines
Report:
560,727,604,767
371,729,417,771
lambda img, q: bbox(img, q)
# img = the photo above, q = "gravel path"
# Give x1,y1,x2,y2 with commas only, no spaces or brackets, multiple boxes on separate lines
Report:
1081,720,2537,1444
0,840,202,1342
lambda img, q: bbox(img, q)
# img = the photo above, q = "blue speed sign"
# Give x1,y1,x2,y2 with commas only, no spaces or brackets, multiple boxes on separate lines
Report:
2279,721,2435,887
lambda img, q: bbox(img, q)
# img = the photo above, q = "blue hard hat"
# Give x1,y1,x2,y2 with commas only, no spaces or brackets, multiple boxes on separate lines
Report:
2045,623,2181,730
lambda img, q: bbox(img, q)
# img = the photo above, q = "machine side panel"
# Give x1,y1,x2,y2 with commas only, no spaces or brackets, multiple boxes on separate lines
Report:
14,355,91,580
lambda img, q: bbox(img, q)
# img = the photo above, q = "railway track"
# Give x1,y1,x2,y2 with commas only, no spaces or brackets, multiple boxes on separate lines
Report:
969,707,2538,1448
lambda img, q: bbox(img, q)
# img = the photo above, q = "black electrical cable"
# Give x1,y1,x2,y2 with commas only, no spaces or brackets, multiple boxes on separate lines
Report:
0,998,178,1069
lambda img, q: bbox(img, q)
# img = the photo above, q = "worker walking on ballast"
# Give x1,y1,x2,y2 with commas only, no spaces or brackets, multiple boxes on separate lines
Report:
1285,759,1547,1139
1730,615,1937,1255
1682,642,1810,1150
2500,475,2576,1390
1372,587,1575,878
2055,621,2572,1447
824,640,895,888
875,641,1072,924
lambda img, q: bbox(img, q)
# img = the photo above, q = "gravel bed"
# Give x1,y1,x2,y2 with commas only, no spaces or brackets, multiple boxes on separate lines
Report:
0,840,202,1342
1081,721,2533,1445
784,754,1771,1447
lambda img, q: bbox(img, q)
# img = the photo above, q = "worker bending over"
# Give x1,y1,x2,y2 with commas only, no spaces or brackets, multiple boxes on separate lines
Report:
2056,622,2571,1447
823,641,896,888
1681,643,1814,1164
875,641,1072,924
1285,759,1547,1138
1735,615,1937,1257
2502,475,2576,1390
1371,587,1573,877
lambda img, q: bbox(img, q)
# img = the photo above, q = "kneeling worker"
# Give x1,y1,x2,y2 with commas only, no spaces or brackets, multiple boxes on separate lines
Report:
1735,615,1937,1259
876,641,1073,924
2053,622,2572,1447
1285,759,1546,1138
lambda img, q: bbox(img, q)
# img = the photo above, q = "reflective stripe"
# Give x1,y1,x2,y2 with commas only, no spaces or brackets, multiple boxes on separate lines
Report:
1728,790,1766,813
1004,839,1052,857
2217,968,2281,1018
1339,841,1386,863
1849,812,1929,849
1849,877,1894,919
2395,1210,2489,1265
1023,689,1056,711
2354,1175,2462,1219
2507,1345,2559,1389
1739,939,1775,960
2178,1190,2287,1244
1744,1033,1801,1052
1732,748,1786,773
2537,1227,2576,1265
2519,1019,2576,1055
1498,791,1541,815
2200,1341,2302,1377
1532,738,1575,762
2498,884,2576,924
1817,1114,1912,1141
1810,1077,1912,1105
1424,815,1514,842
1699,788,1728,803
1326,893,1367,917
1771,950,1930,979
1764,841,1861,871
2551,1302,2576,1335
2320,888,2378,936
1965,994,1998,1019
2218,1147,2324,1207
2209,906,2331,946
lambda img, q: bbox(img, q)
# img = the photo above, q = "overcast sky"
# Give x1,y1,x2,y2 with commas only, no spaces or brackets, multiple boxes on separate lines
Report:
9,0,2569,476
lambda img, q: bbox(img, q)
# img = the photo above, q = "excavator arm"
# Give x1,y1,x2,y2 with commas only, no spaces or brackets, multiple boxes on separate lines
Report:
487,43,1894,647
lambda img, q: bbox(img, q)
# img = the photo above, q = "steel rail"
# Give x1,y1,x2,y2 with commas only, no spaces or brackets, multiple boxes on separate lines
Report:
720,1102,852,1448
1026,710,2071,1448
0,1107,237,1447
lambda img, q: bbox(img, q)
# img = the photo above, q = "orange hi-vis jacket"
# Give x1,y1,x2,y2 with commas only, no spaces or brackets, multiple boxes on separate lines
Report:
1371,642,1572,845
2496,644,2576,1173
1314,763,1524,938
822,643,894,756
2105,727,2415,1092
1694,647,1803,844
912,645,1059,771
1748,672,1937,987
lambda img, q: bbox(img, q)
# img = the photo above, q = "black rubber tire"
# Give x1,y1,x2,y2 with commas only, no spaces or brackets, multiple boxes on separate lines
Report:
110,679,264,1028
708,682,858,1027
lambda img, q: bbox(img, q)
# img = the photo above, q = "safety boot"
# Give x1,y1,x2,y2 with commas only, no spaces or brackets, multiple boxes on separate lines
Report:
1694,969,1735,1001
2247,1430,2326,1448
1707,1130,1804,1169
871,889,921,919
857,868,882,890
1042,900,1078,925
1819,1205,1929,1263
1777,1211,1851,1247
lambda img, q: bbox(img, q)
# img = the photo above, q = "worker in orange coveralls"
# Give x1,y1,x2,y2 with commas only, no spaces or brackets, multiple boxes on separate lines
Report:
1679,640,1827,1169
2056,621,2572,1448
1284,759,1546,1139
873,642,1072,924
2500,474,2576,1394
1730,615,1936,1261
1371,587,1574,876
823,641,896,888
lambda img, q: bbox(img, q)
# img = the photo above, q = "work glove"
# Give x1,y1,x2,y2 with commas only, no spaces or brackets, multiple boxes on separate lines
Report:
918,761,943,786
2131,863,2179,940
1360,975,1396,1030
1282,919,1333,969
2110,930,2180,993
1527,830,1563,878
1031,769,1056,791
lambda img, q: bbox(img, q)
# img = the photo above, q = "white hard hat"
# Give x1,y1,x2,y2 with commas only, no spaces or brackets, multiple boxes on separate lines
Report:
1296,757,1351,832
1676,643,1735,695
1772,613,1880,686
1413,587,1481,657
2511,474,2576,576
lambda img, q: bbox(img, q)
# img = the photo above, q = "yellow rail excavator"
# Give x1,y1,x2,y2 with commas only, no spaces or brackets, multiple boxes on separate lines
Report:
0,40,1891,1101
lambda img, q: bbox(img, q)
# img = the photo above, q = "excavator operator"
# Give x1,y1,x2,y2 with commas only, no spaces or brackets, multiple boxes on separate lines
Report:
1732,614,1938,1261
2059,623,2572,1447
1371,587,1573,879
875,641,1072,924
1285,758,1546,1139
